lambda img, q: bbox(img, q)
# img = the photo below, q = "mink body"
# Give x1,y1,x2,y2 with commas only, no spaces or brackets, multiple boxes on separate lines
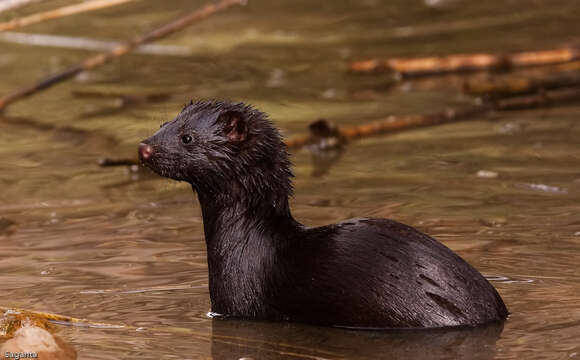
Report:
139,100,508,328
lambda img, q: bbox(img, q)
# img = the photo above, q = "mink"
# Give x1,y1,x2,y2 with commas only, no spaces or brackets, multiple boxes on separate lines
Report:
138,100,508,328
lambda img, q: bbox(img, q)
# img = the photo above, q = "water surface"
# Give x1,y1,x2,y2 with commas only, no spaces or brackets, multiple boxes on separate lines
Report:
0,0,579,359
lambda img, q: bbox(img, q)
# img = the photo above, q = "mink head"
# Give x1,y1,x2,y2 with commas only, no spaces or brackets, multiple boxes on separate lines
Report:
139,100,293,203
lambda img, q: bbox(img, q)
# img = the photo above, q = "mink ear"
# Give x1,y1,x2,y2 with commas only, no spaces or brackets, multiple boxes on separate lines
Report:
218,111,248,143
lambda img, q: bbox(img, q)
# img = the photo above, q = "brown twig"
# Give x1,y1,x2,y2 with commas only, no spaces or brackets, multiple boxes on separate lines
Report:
350,47,580,77
285,105,488,149
463,69,580,98
98,158,139,167
341,107,487,140
0,0,245,113
0,0,139,32
493,87,580,111
287,82,580,149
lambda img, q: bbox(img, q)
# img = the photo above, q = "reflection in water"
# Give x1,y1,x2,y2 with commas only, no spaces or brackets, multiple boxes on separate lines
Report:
309,147,344,178
210,319,504,360
302,118,346,177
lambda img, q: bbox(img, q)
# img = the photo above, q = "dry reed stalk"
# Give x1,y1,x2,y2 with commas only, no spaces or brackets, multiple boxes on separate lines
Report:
350,47,580,77
0,0,139,32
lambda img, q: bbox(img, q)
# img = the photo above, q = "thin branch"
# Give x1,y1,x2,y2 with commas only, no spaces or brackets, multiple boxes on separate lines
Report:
350,47,580,77
343,107,487,140
288,83,580,149
98,158,139,167
463,68,580,98
0,0,245,112
285,105,488,149
493,86,580,110
0,0,140,33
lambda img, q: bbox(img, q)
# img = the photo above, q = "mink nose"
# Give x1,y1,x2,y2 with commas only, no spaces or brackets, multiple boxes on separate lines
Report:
139,143,153,160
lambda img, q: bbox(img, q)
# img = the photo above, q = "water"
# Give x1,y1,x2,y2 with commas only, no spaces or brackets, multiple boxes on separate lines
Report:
0,0,579,358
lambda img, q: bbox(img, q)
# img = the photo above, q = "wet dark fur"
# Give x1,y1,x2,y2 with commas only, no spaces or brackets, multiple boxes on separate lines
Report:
140,100,508,328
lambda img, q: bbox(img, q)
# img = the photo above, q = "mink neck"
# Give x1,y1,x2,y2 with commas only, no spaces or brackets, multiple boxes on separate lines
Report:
195,182,301,316
195,183,301,252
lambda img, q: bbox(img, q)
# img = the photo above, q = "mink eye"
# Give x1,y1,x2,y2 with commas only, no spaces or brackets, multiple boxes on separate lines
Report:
181,134,192,144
